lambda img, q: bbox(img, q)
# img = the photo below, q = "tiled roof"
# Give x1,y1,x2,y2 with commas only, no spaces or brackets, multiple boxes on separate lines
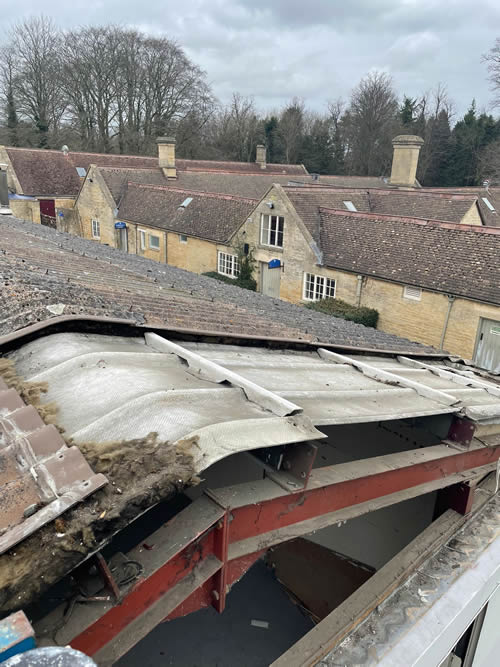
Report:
175,171,303,199
284,187,371,241
118,184,257,242
6,148,82,197
283,186,481,243
319,208,500,304
425,187,500,228
0,216,434,353
99,167,168,204
369,190,478,224
314,175,390,188
0,376,107,555
5,145,306,197
176,158,307,175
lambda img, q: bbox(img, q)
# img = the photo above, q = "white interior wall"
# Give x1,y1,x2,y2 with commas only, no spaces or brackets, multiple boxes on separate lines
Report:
186,420,439,570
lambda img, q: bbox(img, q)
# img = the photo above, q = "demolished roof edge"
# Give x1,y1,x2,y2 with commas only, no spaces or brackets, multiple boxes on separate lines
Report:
0,314,450,358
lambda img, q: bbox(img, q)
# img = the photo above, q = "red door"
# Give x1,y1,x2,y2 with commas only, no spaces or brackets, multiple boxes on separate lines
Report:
39,199,56,227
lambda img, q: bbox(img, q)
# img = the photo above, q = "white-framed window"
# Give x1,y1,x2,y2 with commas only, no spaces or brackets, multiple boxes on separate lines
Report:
303,273,336,301
139,229,146,250
218,251,240,278
403,285,422,301
149,234,160,250
91,219,100,239
179,234,188,243
261,214,284,248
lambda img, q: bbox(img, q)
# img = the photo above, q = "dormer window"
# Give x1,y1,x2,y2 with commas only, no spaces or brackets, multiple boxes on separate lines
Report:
261,214,284,248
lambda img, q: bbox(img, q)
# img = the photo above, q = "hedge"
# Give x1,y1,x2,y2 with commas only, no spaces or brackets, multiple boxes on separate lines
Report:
306,297,379,328
202,271,257,291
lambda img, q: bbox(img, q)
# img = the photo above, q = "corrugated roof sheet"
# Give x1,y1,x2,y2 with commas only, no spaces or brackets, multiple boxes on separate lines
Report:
7,333,323,474
8,335,500,458
0,376,107,555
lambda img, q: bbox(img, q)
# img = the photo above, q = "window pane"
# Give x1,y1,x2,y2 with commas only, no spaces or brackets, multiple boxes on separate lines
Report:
261,215,270,244
315,276,324,300
325,279,336,298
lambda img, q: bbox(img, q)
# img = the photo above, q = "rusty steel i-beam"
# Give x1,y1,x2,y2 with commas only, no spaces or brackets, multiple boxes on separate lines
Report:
36,437,500,664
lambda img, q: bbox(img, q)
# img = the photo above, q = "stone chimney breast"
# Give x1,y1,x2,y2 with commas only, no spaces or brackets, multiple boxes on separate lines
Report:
157,137,176,179
256,144,267,170
390,135,424,188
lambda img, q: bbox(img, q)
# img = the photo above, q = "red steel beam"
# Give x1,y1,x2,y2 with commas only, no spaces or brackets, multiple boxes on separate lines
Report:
64,440,500,660
70,524,217,657
227,444,500,544
167,551,265,621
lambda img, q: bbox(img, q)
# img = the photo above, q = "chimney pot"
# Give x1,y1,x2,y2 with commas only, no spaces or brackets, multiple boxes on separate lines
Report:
157,137,176,179
256,144,267,170
390,135,424,188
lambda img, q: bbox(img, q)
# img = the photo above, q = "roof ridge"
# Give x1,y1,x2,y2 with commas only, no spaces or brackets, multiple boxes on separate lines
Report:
98,166,162,172
127,182,258,203
319,207,500,234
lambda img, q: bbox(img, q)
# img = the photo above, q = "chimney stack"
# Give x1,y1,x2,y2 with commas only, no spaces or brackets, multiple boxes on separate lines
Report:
390,135,424,188
256,144,267,170
0,164,12,215
157,137,176,179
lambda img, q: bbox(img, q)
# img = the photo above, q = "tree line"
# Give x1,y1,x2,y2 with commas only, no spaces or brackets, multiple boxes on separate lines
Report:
1,17,500,187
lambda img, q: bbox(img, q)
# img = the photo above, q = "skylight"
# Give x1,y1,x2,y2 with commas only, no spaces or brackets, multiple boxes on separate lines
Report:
482,197,496,212
343,200,357,212
76,167,87,177
179,197,193,208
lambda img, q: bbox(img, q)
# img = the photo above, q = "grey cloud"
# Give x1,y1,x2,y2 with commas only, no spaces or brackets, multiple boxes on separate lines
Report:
0,0,499,116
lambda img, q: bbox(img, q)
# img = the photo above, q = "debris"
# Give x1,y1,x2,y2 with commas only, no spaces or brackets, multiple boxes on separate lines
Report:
99,511,107,519
46,303,66,315
142,543,154,551
54,518,65,534
251,619,269,629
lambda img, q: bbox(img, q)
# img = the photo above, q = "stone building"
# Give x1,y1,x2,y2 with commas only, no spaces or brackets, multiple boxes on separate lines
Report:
230,180,500,366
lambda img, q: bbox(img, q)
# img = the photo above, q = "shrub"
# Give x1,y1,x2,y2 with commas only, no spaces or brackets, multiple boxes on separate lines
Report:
202,271,257,291
306,297,379,328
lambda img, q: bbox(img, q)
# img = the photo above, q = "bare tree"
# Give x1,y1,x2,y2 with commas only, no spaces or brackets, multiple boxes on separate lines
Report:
482,37,500,109
416,83,455,184
9,16,66,147
0,46,19,145
279,98,305,163
344,71,398,175
210,93,260,162
62,26,121,152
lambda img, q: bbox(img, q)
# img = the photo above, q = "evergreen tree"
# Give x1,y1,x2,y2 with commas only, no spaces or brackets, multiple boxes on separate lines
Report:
444,101,500,186
399,96,418,127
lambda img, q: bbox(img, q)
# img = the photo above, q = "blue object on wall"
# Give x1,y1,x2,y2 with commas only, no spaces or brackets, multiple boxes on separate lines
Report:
114,222,127,229
268,258,281,269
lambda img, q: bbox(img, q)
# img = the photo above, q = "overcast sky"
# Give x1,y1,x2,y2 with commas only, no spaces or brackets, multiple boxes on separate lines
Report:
1,0,499,118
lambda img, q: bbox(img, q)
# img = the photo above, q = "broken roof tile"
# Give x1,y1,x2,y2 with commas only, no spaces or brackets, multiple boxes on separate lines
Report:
0,382,107,555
